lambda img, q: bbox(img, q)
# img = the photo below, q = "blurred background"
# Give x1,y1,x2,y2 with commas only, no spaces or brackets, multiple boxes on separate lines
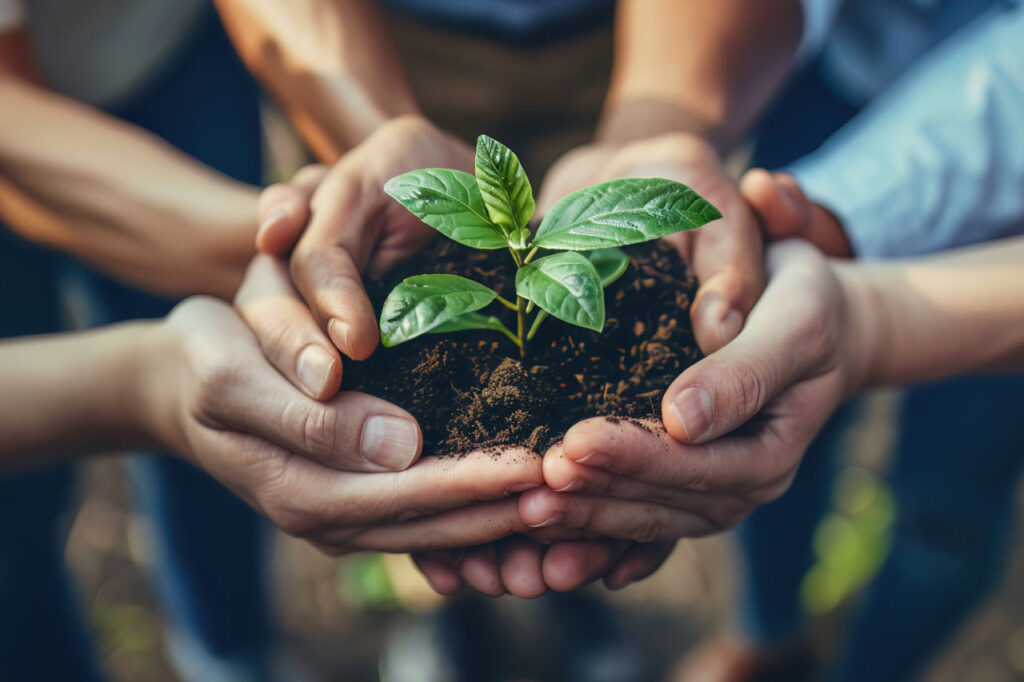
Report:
65,389,1024,681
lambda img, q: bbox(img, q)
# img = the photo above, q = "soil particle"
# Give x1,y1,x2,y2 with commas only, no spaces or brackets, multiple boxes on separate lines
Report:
344,240,702,456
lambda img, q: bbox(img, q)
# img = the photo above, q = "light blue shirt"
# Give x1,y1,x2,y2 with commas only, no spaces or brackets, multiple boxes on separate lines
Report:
791,1,1024,257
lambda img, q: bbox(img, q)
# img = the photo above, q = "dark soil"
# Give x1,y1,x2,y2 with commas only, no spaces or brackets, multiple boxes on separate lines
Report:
344,240,702,456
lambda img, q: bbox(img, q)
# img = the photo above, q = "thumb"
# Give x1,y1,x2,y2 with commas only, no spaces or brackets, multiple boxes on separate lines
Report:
663,241,836,443
256,164,330,255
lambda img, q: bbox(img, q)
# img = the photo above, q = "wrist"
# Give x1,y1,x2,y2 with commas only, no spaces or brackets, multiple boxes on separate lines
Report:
597,97,727,153
833,262,893,395
131,319,190,459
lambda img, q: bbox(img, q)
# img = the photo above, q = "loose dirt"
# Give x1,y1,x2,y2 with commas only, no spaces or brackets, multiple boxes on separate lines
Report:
344,240,702,455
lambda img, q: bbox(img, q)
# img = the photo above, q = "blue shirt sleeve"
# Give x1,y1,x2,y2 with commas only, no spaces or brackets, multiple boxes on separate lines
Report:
796,0,844,62
787,4,1024,258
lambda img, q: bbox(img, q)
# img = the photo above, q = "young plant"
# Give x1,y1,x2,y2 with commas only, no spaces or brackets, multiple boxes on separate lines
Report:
379,135,722,356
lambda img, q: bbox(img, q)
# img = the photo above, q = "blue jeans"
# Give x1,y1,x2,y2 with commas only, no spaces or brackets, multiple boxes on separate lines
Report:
0,10,270,681
738,65,1024,680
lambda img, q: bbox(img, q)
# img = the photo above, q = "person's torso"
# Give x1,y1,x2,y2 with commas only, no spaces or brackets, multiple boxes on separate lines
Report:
23,0,209,106
821,0,1010,102
375,0,615,45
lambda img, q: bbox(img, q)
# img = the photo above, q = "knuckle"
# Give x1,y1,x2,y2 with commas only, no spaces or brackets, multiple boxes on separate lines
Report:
192,353,244,419
257,316,302,357
272,508,319,538
262,493,320,538
251,462,319,538
681,454,712,492
257,182,291,213
293,401,343,462
633,516,666,544
292,163,328,188
717,358,770,423
790,290,840,363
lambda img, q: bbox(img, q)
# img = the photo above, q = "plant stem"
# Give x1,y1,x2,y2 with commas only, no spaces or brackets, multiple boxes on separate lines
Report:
496,323,523,351
509,248,523,267
515,296,527,357
523,246,539,264
495,295,518,311
526,310,548,341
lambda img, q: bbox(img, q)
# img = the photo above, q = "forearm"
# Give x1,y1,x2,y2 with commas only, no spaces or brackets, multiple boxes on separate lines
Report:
0,322,158,469
214,0,419,161
0,77,259,299
599,0,804,151
842,237,1024,390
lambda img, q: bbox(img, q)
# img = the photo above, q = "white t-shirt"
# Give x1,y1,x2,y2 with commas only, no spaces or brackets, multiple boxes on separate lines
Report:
0,0,208,107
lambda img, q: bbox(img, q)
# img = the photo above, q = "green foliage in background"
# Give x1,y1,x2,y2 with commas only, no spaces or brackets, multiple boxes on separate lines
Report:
801,467,895,615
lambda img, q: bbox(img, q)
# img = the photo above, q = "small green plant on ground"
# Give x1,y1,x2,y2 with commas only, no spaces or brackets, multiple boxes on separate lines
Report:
380,135,722,356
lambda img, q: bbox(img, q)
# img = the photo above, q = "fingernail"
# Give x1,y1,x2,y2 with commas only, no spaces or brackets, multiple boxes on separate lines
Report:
720,309,743,345
528,512,564,529
296,346,336,398
360,415,420,470
327,318,349,353
577,452,610,469
257,207,289,243
555,479,582,492
505,482,541,494
701,294,743,346
671,386,714,442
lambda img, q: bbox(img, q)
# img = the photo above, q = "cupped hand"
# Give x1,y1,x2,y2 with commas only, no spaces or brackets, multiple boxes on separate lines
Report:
538,133,765,354
504,241,871,588
238,115,475,399
140,296,544,554
740,168,853,257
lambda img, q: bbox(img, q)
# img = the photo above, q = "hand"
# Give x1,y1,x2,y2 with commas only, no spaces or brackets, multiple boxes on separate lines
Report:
139,296,544,554
236,115,474,399
412,536,675,598
539,133,765,353
740,168,853,257
514,241,871,564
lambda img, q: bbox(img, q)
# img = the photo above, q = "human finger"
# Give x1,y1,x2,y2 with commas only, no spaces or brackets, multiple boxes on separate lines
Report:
235,254,342,400
497,536,547,599
603,542,676,590
256,164,330,255
541,540,629,592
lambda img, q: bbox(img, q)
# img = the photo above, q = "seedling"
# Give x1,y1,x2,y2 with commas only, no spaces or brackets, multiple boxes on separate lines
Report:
379,135,721,356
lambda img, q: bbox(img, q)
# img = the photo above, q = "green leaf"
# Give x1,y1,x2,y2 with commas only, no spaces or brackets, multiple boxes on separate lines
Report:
586,247,631,286
380,274,497,346
430,311,511,335
516,252,604,332
474,135,535,238
384,169,506,249
526,248,630,338
533,178,721,250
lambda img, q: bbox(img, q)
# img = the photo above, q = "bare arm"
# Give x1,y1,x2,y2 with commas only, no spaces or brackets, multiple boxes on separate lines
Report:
213,0,419,160
846,237,1024,387
0,30,258,299
600,0,805,151
0,323,155,467
0,297,543,557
